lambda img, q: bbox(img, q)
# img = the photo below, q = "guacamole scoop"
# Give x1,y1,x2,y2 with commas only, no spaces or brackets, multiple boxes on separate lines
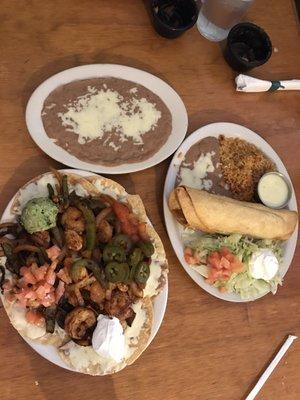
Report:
21,197,58,234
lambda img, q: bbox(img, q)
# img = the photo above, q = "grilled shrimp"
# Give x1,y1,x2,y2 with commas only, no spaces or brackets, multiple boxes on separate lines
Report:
97,220,113,243
61,207,85,233
89,281,105,304
65,229,83,251
64,307,96,339
104,290,132,319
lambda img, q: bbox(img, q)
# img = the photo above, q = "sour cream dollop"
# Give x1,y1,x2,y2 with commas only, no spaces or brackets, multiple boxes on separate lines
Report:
92,315,125,362
249,249,279,281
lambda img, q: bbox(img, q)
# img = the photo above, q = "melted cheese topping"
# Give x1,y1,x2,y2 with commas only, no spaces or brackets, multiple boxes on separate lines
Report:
124,301,147,358
8,305,46,339
58,87,161,145
144,261,162,297
14,174,90,213
61,342,118,373
60,300,147,372
16,174,58,211
91,179,126,200
179,151,215,190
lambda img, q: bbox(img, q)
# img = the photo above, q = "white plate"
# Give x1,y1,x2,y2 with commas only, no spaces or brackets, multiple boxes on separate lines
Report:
1,169,168,373
163,122,298,302
26,64,188,174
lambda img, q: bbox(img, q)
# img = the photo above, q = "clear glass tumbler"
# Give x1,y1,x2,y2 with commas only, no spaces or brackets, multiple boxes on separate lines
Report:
197,0,254,42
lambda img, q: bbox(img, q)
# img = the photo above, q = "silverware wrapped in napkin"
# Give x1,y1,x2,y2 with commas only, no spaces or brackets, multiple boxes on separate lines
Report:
236,74,300,92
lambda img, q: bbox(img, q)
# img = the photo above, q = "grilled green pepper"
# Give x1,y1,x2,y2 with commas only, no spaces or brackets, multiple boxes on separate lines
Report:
75,201,96,256
131,261,150,284
103,244,126,263
61,175,69,206
105,262,130,283
111,234,132,253
138,241,155,258
47,183,55,199
45,305,57,333
128,247,143,268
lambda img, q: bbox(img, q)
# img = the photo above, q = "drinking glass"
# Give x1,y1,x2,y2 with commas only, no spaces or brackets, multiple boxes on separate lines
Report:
197,0,254,42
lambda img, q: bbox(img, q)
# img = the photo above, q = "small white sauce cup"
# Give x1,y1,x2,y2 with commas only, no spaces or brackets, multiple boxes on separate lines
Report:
257,171,292,209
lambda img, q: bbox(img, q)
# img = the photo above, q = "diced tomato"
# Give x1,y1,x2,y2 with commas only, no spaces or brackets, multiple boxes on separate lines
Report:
41,291,56,307
206,248,245,285
30,264,48,281
231,259,244,273
46,245,61,261
55,280,65,303
219,256,231,270
207,252,221,270
35,284,47,300
184,247,201,265
24,289,37,300
20,267,37,285
57,268,72,284
45,271,56,285
25,310,45,326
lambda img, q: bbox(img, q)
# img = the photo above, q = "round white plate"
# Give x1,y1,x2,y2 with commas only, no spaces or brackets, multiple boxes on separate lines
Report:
26,64,188,174
1,169,168,373
163,122,298,302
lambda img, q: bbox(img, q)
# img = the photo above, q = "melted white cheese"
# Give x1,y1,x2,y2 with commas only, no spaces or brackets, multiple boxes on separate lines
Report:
61,341,118,373
92,179,126,200
124,301,147,358
16,174,58,212
144,261,162,297
8,305,46,339
58,87,161,145
68,183,89,198
60,300,147,371
179,151,215,190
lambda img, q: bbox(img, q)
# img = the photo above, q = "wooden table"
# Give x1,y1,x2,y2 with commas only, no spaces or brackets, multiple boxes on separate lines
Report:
0,1,299,399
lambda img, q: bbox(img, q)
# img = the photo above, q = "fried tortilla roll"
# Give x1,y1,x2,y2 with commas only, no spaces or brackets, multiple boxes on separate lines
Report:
168,186,298,240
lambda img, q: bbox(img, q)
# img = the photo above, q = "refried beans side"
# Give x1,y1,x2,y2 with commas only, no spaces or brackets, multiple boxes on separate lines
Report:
42,78,172,166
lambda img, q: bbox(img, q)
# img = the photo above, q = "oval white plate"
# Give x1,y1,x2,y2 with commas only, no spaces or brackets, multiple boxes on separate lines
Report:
26,64,188,174
1,169,168,373
163,122,298,302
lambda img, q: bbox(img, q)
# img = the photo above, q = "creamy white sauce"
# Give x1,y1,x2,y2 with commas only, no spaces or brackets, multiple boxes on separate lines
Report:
249,249,279,281
92,315,125,362
179,151,215,190
58,87,161,145
258,173,289,208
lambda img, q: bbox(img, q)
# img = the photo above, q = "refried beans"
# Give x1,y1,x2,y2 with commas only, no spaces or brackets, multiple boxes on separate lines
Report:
176,136,232,197
42,77,172,166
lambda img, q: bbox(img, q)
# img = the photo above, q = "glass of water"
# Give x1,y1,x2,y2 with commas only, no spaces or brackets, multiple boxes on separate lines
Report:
197,0,254,42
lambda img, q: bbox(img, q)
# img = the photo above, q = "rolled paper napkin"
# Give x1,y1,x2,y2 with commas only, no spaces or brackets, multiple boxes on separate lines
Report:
168,187,298,240
236,74,300,92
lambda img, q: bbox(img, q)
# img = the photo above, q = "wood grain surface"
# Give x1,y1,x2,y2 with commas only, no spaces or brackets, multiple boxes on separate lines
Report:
0,1,299,399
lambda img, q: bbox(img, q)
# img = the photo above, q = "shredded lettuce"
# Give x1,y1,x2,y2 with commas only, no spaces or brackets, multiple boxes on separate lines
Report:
183,232,284,299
